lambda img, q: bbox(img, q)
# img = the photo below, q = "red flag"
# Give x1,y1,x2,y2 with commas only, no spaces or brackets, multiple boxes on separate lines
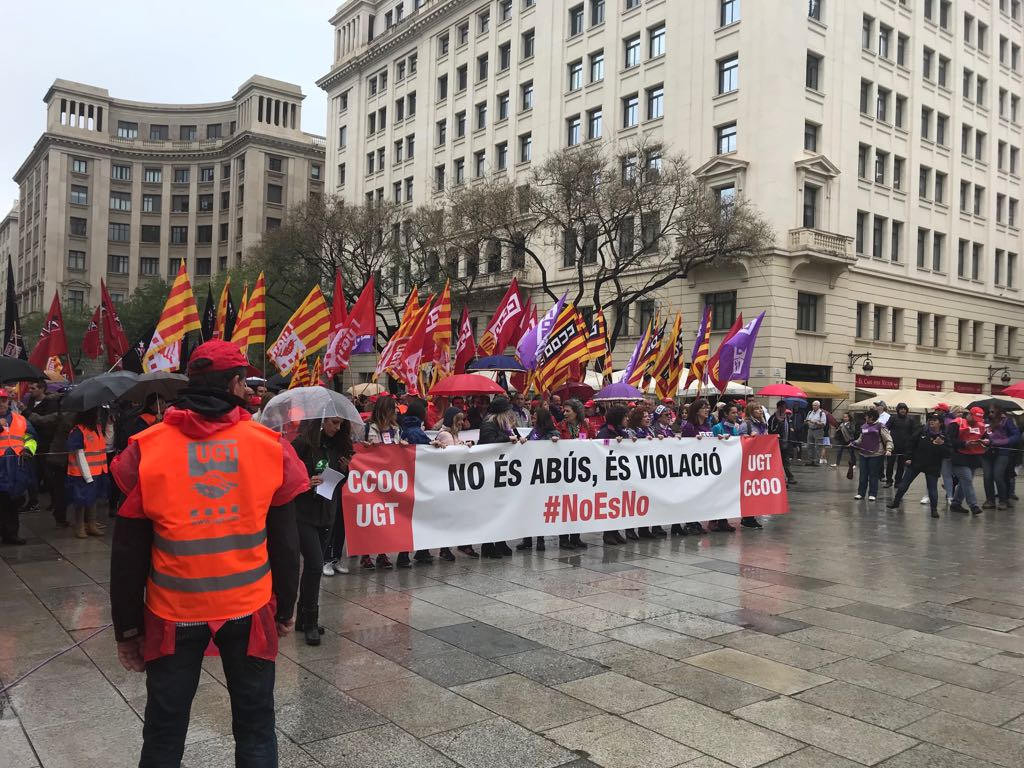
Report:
29,291,70,374
331,269,348,330
101,279,131,366
706,314,744,391
324,277,376,376
396,296,433,393
453,308,476,374
82,304,102,359
477,278,523,355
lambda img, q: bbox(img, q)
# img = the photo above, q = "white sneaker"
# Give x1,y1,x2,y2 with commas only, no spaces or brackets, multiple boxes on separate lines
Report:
322,562,335,577
868,495,876,501
334,561,350,574
830,463,838,467
920,496,929,504
854,494,863,500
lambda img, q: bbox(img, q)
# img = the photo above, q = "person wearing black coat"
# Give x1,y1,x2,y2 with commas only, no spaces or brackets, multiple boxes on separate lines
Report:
477,397,520,558
884,403,916,488
291,417,351,646
887,412,952,517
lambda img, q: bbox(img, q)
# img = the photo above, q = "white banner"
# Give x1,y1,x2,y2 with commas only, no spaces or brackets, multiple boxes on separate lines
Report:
341,436,788,555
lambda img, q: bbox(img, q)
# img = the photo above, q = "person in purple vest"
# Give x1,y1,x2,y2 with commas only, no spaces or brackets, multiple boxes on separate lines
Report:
850,408,893,501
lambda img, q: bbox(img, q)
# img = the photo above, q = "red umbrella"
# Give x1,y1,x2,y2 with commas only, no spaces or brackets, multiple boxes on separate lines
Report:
756,383,808,398
553,381,594,401
1002,382,1024,398
429,374,506,397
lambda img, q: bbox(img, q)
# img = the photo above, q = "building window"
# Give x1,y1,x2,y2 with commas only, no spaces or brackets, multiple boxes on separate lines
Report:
498,91,510,120
70,185,88,205
108,222,130,242
116,121,138,139
569,4,584,36
623,94,640,128
586,107,603,140
624,34,641,69
171,226,188,245
720,0,739,25
140,257,159,276
172,195,190,213
107,254,129,274
519,132,532,162
149,124,168,141
521,81,534,110
67,250,85,271
207,123,222,139
855,211,867,254
174,168,190,184
434,164,446,192
144,167,162,183
893,157,904,191
803,185,818,228
475,150,486,177
496,141,509,170
646,85,664,119
141,225,160,244
805,52,822,90
199,166,214,183
454,158,465,184
456,111,466,137
197,225,212,244
718,55,739,94
804,121,819,151
589,50,605,82
477,53,489,81
808,0,822,21
71,158,88,174
705,291,737,330
716,122,737,154
110,192,131,212
522,29,535,58
179,125,197,141
567,115,582,146
797,292,819,332
143,194,160,213
67,290,84,312
476,101,488,130
111,163,131,181
648,24,665,58
891,221,903,262
436,119,447,145
568,60,583,91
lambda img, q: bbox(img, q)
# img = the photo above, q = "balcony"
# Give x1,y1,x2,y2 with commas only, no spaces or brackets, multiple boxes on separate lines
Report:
110,136,225,152
788,227,856,288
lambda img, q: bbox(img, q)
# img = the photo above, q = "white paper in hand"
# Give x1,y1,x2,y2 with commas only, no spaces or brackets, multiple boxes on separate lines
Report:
315,467,345,500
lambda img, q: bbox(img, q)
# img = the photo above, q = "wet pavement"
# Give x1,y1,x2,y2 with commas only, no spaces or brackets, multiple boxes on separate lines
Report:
2,463,1024,767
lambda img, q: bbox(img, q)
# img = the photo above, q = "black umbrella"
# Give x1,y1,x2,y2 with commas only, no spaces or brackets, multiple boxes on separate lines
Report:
966,397,1022,413
62,371,140,412
119,371,188,404
0,356,43,383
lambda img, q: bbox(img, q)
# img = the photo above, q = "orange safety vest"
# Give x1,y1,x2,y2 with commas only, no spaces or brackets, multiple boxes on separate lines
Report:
134,419,284,623
139,413,158,427
67,427,110,477
0,412,28,455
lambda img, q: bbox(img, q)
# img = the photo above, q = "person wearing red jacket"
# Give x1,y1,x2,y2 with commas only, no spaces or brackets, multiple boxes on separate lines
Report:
110,340,309,768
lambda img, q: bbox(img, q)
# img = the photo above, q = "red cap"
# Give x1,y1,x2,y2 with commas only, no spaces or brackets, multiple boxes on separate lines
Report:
661,398,674,405
584,400,595,408
187,340,259,376
969,406,985,417
935,402,950,412
0,388,10,398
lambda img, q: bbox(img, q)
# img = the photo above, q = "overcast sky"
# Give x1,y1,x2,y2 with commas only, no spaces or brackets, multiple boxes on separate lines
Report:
0,0,334,208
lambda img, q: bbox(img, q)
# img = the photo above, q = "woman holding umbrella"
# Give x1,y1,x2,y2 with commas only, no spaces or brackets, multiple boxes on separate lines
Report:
291,416,353,645
66,407,110,538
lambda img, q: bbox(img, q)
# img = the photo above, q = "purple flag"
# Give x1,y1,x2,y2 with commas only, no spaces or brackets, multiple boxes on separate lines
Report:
618,325,648,384
717,311,765,383
518,291,565,370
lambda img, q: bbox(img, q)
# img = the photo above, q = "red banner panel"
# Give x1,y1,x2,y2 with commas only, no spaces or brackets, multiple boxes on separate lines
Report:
856,375,901,389
953,381,983,394
916,379,943,392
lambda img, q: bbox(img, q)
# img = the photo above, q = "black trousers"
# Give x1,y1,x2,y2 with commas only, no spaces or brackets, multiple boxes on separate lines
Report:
0,491,24,541
324,501,346,562
297,521,328,612
141,617,277,768
780,446,795,482
884,453,908,485
42,462,67,524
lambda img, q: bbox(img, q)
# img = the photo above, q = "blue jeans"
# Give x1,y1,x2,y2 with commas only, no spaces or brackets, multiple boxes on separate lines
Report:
951,465,979,508
894,469,940,509
940,458,955,501
982,454,1010,503
141,616,278,768
857,455,883,497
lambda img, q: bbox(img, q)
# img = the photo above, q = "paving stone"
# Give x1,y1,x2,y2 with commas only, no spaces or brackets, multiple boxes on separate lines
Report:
978,652,1024,676
0,719,39,768
759,747,866,768
881,629,1002,664
452,673,602,731
497,647,609,686
274,685,386,743
182,735,321,768
711,629,847,669
21,711,142,768
544,713,699,768
343,624,459,664
575,592,678,620
953,599,1024,620
832,602,957,633
736,696,918,766
900,711,1024,767
570,640,684,678
303,649,416,690
813,658,943,698
455,601,551,629
400,648,510,687
348,675,491,736
903,602,1023,632
602,623,720,660
555,671,676,714
303,723,456,768
425,621,543,658
877,742,1003,767
782,626,895,660
783,607,908,639
910,683,1024,726
423,717,575,768
646,611,743,639
796,680,934,729
685,647,832,695
709,609,811,636
634,662,777,711
878,651,1011,693
625,697,803,768
938,625,1024,654
510,619,610,651
548,605,639,632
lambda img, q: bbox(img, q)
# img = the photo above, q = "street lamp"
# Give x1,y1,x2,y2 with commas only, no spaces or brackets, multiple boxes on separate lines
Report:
987,365,1012,384
847,351,874,373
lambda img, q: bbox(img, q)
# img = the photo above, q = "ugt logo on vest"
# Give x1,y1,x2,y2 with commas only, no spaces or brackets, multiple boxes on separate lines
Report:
187,439,241,523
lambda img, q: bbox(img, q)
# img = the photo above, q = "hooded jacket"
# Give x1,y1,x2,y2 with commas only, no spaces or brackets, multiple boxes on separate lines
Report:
906,425,953,473
109,388,308,640
886,406,917,452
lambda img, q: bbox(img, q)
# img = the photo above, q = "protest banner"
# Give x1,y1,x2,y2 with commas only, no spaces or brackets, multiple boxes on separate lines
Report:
341,435,787,555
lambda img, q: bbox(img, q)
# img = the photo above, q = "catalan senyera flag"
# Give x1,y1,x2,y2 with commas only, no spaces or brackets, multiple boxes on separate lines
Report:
627,317,665,388
143,260,202,371
650,313,682,384
234,282,249,343
427,280,452,375
267,285,331,375
288,358,310,389
534,304,590,393
376,288,420,376
684,306,713,391
309,356,324,386
233,272,267,354
657,315,690,400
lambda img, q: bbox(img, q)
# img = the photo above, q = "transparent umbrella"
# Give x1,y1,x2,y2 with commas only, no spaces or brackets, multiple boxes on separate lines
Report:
258,386,364,434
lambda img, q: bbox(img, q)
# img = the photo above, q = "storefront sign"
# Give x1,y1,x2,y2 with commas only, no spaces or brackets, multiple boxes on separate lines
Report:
953,382,983,394
856,375,901,389
916,379,943,392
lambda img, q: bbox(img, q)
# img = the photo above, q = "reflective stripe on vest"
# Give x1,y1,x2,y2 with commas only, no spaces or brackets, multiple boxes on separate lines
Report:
0,412,28,455
67,427,110,476
134,418,284,623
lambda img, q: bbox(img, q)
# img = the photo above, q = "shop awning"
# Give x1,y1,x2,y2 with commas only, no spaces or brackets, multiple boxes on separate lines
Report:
787,381,849,400
852,388,947,411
